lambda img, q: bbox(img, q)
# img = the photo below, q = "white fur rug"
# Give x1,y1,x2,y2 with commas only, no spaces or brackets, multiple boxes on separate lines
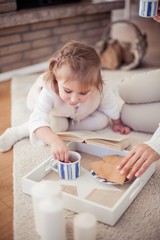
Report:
12,70,160,240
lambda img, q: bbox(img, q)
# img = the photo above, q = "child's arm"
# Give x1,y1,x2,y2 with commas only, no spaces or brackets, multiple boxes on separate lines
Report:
34,126,69,162
112,118,131,134
99,83,130,135
28,87,69,162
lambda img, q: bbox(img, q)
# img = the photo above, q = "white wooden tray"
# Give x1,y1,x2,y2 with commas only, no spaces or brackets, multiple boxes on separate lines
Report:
22,142,156,226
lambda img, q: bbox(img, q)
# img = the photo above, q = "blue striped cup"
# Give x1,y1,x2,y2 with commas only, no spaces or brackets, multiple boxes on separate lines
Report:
139,0,158,17
50,151,81,180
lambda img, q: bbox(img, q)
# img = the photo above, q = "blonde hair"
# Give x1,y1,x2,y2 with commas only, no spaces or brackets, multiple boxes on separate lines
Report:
44,41,104,93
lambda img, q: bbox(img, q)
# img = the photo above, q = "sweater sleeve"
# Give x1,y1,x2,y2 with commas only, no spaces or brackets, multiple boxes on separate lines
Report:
145,124,160,155
98,84,120,120
29,87,53,145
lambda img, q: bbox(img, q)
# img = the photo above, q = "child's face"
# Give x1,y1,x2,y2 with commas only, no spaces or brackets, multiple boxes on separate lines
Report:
56,67,92,106
58,79,92,106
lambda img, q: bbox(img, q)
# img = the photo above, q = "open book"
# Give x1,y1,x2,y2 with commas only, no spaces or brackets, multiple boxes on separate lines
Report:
57,130,130,150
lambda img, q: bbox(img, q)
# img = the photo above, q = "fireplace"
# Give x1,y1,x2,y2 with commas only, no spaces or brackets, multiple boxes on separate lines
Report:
16,0,81,10
0,1,125,74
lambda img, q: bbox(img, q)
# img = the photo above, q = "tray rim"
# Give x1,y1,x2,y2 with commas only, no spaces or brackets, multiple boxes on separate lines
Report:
22,141,156,226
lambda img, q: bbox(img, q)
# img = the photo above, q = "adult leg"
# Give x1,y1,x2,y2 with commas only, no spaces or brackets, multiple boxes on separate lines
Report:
69,111,109,131
119,69,160,133
121,102,160,133
119,69,160,104
0,122,29,152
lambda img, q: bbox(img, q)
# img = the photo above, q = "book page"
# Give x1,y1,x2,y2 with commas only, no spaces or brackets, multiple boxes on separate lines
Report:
58,129,129,143
57,130,94,142
85,130,128,142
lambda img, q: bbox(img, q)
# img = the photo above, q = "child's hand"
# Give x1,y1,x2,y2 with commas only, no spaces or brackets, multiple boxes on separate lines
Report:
117,144,160,179
112,119,131,134
34,127,69,162
51,136,69,162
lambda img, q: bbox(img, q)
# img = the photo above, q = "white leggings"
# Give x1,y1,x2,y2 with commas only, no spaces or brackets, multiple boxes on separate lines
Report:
49,111,109,132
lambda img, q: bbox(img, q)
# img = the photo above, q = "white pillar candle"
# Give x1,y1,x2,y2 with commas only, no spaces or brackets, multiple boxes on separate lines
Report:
31,180,62,235
73,212,97,240
39,197,66,240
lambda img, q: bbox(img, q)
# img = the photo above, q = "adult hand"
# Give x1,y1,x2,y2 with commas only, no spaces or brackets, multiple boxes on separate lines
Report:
117,143,160,179
153,0,160,22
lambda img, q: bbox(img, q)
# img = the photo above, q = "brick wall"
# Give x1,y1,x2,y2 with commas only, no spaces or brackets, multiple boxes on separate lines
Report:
0,1,125,73
0,0,16,14
0,13,110,73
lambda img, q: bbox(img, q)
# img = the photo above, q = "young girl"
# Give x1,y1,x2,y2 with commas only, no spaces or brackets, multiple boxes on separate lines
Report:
0,41,130,162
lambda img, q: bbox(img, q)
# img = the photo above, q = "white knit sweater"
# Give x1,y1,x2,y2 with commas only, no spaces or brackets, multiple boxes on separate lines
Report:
145,124,160,155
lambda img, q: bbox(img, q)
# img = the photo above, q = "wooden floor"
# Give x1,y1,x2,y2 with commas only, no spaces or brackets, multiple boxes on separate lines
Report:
0,3,160,240
0,80,13,240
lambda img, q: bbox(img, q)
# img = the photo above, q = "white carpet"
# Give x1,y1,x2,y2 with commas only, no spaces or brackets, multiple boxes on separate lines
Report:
12,71,160,240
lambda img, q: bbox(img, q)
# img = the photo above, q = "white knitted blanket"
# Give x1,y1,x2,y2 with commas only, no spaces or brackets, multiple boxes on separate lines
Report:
12,71,160,240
